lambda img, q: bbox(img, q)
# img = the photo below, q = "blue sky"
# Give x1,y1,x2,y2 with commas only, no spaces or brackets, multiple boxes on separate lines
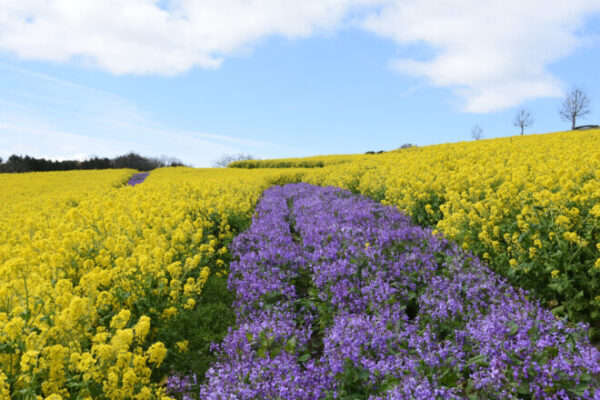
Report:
1,1,600,166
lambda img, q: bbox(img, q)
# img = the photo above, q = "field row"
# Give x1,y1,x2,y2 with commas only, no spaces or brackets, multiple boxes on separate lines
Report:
169,183,599,399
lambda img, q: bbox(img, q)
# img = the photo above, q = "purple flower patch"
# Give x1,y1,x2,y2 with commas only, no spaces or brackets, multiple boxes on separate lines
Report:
168,183,600,399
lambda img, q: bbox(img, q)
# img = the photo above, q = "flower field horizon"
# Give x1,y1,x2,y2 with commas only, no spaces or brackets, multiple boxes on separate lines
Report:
1,128,600,398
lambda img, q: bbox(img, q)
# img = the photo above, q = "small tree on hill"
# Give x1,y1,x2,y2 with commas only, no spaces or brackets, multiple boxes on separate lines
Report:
471,124,483,140
560,88,590,130
513,109,534,135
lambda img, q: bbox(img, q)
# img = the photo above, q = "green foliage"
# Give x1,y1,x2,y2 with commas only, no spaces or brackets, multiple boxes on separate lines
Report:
324,362,378,400
154,273,235,381
410,192,446,228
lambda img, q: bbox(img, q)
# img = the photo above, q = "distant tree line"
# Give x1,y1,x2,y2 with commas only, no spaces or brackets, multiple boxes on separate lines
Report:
0,152,185,173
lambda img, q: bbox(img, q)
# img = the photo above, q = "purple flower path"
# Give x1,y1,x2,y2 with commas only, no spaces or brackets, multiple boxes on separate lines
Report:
127,172,149,186
169,183,600,399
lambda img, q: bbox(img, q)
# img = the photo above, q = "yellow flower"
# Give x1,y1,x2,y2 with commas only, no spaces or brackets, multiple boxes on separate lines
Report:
0,373,10,399
135,387,153,400
509,259,518,268
529,247,538,259
161,307,178,320
184,298,196,310
175,340,189,353
555,215,570,227
134,316,151,342
166,261,182,279
563,231,580,244
146,342,167,367
76,352,96,380
20,350,39,373
4,317,25,341
551,269,560,279
111,329,134,352
110,309,131,330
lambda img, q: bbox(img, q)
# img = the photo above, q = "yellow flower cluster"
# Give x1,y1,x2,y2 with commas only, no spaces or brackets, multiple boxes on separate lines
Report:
300,129,600,328
0,167,297,399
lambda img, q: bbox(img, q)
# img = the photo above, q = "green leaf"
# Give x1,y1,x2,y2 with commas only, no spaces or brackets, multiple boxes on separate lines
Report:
298,353,311,363
467,354,490,367
550,305,565,316
257,346,267,358
517,382,530,395
439,369,459,387
508,321,519,336
285,337,297,354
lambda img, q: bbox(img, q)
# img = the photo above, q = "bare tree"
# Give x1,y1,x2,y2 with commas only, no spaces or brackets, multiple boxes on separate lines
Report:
560,88,591,130
471,124,483,140
513,109,534,135
212,153,256,168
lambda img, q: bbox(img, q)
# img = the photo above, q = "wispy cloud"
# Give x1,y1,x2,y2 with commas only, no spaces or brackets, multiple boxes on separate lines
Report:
0,62,126,99
0,65,273,166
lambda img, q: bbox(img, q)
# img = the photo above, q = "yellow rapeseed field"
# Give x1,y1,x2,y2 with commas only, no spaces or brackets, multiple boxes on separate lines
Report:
3,128,600,398
0,167,301,399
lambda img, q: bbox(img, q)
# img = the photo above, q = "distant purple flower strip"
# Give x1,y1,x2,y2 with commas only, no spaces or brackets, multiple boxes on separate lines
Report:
127,172,149,186
169,183,600,399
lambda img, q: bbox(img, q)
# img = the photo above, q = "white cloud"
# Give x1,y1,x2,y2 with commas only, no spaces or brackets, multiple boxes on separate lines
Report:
1,1,599,111
362,0,600,112
49,153,90,162
0,0,380,75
